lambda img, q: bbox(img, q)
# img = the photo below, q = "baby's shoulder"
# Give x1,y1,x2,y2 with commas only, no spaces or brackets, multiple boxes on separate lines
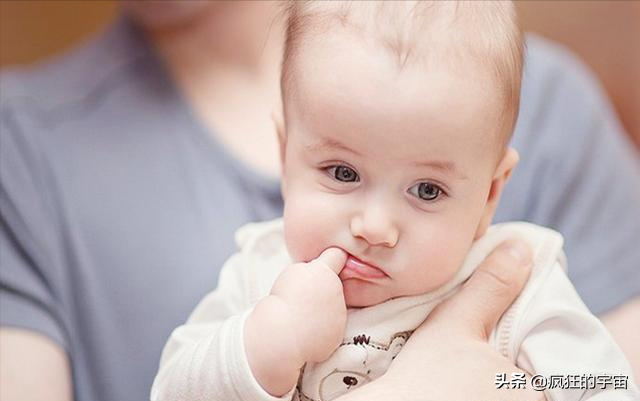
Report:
485,223,572,359
233,218,291,302
234,218,287,257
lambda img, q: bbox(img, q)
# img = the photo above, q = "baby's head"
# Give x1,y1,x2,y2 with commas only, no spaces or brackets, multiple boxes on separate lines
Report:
277,1,524,307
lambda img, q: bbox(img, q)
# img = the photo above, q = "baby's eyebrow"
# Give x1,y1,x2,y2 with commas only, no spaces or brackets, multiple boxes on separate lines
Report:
411,160,467,180
304,137,362,156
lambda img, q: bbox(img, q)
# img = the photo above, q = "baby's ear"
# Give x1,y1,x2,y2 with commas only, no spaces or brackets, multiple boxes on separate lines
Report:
474,148,519,239
271,110,287,168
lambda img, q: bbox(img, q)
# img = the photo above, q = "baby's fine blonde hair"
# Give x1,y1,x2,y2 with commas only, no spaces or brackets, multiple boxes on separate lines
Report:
281,0,524,147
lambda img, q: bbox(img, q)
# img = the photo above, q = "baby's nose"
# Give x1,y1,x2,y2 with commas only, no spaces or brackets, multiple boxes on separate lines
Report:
350,209,399,247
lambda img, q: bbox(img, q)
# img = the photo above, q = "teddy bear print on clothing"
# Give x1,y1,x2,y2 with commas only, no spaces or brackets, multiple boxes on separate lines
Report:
294,331,412,401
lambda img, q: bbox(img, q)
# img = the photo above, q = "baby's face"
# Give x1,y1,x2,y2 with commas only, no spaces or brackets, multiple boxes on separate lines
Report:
281,32,510,307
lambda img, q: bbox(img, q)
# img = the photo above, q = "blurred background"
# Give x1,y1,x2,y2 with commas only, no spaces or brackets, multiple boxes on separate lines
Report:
1,0,639,147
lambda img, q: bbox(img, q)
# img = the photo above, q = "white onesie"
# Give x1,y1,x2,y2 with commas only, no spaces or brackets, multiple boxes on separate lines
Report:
150,219,638,401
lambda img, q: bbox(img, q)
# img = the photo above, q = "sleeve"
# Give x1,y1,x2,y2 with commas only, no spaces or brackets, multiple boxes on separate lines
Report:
0,101,69,349
150,251,294,401
510,263,639,401
497,36,640,314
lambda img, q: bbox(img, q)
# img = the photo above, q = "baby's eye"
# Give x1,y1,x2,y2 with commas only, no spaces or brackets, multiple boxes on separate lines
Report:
326,165,359,182
408,182,444,201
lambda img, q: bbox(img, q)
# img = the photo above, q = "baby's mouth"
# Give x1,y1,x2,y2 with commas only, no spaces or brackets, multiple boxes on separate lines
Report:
339,254,389,280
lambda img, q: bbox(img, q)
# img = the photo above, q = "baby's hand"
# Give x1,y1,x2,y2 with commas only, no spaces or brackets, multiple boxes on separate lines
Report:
270,247,348,363
245,248,347,396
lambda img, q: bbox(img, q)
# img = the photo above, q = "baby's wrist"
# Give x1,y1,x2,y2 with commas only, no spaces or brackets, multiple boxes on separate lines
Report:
255,295,306,364
244,295,304,396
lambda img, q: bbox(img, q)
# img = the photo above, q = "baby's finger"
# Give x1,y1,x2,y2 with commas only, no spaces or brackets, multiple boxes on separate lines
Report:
313,248,348,274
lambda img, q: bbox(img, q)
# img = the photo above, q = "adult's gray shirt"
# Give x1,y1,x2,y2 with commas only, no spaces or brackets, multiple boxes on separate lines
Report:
1,18,639,401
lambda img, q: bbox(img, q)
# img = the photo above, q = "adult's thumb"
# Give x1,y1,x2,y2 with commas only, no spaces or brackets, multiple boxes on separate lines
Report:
432,238,533,339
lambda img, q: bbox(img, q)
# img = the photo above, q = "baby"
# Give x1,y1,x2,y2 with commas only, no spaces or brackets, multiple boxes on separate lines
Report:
151,2,637,401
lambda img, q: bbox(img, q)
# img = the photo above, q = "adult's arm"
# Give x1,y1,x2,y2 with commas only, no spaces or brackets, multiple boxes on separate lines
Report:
336,239,543,401
0,97,73,400
0,328,72,401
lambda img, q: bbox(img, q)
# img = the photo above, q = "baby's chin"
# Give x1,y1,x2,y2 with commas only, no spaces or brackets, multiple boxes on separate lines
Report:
341,278,395,308
341,274,454,308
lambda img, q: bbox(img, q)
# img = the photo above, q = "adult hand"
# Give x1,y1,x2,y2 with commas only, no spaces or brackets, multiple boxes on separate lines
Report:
337,238,543,401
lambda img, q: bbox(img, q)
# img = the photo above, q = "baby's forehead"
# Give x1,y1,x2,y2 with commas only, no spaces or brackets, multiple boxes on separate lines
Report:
287,8,500,119
282,0,523,148
288,37,503,161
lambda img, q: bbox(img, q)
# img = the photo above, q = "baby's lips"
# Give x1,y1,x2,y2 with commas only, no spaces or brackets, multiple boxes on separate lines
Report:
341,255,388,280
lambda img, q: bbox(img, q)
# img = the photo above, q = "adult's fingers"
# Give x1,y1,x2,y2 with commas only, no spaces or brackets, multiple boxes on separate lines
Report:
313,248,348,274
432,238,533,339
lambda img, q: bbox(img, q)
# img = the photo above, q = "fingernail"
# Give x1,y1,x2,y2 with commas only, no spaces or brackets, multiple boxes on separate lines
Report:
502,239,532,266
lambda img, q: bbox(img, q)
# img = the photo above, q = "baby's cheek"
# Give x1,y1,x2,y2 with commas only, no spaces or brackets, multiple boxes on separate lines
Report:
282,194,333,263
404,228,473,294
284,222,319,263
